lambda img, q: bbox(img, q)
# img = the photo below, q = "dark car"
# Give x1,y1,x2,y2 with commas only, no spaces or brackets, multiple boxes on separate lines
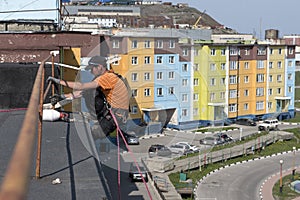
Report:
129,162,148,182
214,132,233,143
123,132,139,145
199,136,223,146
148,144,172,158
235,118,257,126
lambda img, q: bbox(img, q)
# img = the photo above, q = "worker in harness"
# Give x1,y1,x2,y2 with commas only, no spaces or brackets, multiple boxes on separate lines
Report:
47,56,129,140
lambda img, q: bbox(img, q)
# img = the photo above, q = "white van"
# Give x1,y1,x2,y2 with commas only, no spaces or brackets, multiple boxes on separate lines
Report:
168,144,190,155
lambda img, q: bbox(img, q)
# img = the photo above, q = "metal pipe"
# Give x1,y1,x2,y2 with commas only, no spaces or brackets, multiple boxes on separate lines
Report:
0,55,51,200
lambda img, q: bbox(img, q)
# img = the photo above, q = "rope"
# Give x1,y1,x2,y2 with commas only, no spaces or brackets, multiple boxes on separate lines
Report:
0,108,27,113
109,109,153,200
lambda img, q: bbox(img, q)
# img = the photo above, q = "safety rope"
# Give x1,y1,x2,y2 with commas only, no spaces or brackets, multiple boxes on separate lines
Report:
0,108,27,113
109,109,153,200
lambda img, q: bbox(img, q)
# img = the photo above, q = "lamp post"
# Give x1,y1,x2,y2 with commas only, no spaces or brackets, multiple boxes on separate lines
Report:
292,147,296,179
280,159,283,193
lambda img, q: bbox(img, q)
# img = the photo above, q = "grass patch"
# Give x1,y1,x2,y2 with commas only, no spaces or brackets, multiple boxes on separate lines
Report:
273,173,300,200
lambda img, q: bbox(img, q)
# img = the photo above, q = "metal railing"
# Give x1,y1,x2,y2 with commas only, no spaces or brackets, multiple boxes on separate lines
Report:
0,54,54,200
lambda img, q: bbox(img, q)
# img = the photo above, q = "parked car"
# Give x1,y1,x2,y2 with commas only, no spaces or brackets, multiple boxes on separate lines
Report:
258,119,279,131
123,132,139,145
148,144,172,158
199,136,223,146
176,142,199,153
128,162,148,182
214,133,233,143
235,118,257,126
168,143,190,155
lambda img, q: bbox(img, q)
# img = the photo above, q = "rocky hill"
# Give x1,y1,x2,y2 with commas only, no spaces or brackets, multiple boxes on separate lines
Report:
140,4,237,34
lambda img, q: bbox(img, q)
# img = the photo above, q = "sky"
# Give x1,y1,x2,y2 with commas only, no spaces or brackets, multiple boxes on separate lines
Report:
171,0,300,38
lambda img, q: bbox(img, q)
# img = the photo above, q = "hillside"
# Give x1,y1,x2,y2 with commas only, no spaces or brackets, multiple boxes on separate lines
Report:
140,4,238,34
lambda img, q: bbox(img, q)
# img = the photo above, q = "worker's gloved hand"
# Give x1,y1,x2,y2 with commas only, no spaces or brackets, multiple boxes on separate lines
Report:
47,76,60,84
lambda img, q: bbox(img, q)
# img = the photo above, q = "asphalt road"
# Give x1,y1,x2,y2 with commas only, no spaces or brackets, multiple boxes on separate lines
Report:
195,151,300,200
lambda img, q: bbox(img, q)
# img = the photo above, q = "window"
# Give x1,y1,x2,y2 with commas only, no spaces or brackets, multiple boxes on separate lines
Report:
132,89,138,97
229,90,237,98
193,108,199,116
221,63,226,70
256,101,264,110
131,73,138,81
277,75,282,82
194,64,199,71
169,40,175,48
210,78,216,86
244,76,249,83
169,71,175,79
244,103,249,110
131,105,138,114
289,47,294,54
277,88,281,94
229,47,238,55
182,64,188,72
270,48,273,54
210,49,216,56
169,56,175,64
183,48,188,56
210,63,216,71
182,94,188,102
168,87,174,95
229,104,237,112
288,61,293,67
157,72,163,80
182,79,188,86
193,93,199,101
257,47,266,55
229,75,237,84
229,61,238,70
257,60,264,69
288,73,292,80
131,56,138,65
268,102,272,109
244,90,249,96
269,62,273,69
221,49,226,55
144,56,151,64
256,74,264,83
156,56,163,64
156,40,163,48
220,78,225,85
157,88,163,96
132,40,138,48
182,109,187,117
269,75,273,82
194,49,199,56
278,48,282,54
288,86,292,93
193,78,199,86
268,89,273,95
112,40,119,48
245,49,250,55
277,61,282,69
144,72,151,81
144,88,151,96
210,93,215,101
220,92,225,99
244,62,249,69
144,40,151,48
256,88,264,96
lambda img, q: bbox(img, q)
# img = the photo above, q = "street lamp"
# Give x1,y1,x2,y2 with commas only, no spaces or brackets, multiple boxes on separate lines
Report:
292,147,296,179
280,159,284,193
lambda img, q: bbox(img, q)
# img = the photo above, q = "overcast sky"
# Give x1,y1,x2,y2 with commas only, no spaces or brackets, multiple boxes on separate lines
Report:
171,0,299,38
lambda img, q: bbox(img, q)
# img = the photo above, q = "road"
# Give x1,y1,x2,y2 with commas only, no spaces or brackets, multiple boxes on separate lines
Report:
195,151,300,200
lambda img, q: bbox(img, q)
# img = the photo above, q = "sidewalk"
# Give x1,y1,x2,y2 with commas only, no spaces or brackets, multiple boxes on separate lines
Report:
260,167,300,200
